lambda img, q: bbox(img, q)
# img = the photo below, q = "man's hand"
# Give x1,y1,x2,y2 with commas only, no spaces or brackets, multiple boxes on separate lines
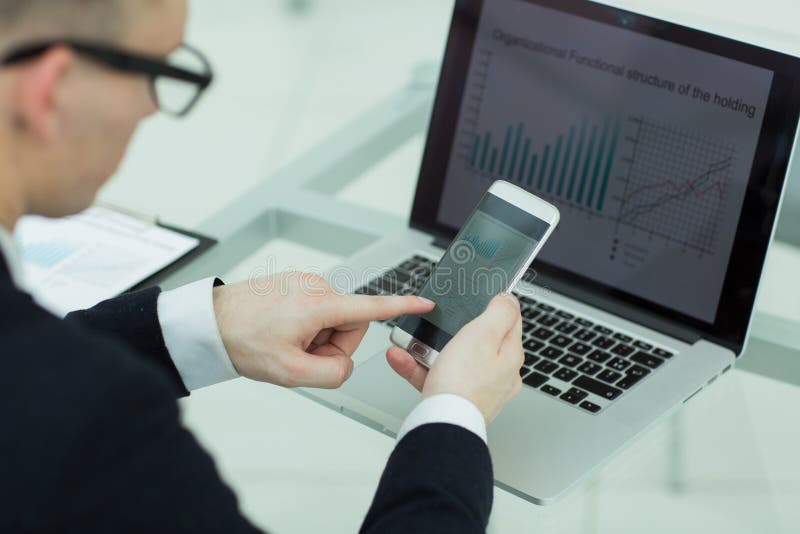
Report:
212,272,435,389
387,293,524,423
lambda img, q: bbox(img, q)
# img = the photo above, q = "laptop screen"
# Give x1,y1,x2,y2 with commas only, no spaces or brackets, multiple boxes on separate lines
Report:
412,0,800,351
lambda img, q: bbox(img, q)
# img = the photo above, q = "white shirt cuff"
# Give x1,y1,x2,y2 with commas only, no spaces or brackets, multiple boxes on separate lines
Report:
157,277,239,391
396,394,488,444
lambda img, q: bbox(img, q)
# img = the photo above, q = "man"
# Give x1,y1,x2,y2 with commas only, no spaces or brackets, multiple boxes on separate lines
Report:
0,1,525,532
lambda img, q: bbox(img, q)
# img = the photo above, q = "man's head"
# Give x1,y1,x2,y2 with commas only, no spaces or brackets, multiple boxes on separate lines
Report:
0,0,188,226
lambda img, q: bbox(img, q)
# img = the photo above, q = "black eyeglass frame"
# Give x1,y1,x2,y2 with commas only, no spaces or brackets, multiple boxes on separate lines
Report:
0,40,214,117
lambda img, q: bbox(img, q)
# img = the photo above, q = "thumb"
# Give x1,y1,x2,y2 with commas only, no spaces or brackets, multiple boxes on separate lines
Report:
468,293,520,348
387,346,429,392
283,348,355,389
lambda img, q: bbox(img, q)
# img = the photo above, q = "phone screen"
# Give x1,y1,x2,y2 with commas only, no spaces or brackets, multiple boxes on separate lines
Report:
397,192,552,351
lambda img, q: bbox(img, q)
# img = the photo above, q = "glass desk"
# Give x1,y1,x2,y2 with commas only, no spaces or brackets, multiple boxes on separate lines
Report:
154,81,800,531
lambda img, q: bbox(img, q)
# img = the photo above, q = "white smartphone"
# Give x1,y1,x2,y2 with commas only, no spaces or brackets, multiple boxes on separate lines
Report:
390,180,560,368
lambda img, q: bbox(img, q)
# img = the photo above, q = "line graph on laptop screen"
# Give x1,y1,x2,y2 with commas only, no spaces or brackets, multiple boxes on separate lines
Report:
437,0,774,322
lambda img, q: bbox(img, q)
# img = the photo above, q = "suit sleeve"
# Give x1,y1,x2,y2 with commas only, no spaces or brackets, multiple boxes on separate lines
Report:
64,287,189,396
15,328,263,533
360,424,494,534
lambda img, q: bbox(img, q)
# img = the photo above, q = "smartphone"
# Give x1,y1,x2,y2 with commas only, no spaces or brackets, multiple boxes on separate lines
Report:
391,180,560,367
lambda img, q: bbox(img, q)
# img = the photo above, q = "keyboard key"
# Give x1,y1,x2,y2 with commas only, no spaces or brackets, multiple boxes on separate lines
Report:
587,349,611,363
597,369,622,384
408,275,428,290
558,354,582,368
611,343,635,357
613,333,633,343
580,400,602,413
577,361,602,375
617,365,651,389
541,384,562,396
592,336,615,349
522,308,542,321
537,303,556,312
540,347,564,360
617,374,644,389
568,342,592,356
560,387,589,404
556,310,574,320
519,296,537,307
538,315,560,327
555,322,578,335
608,357,631,371
593,325,613,335
391,269,412,284
550,335,572,348
633,340,653,351
575,318,594,327
535,360,558,374
398,260,418,272
574,375,623,400
376,276,400,293
574,329,597,342
554,368,579,382
523,339,545,353
523,371,549,388
630,351,665,369
411,261,433,274
653,348,674,358
363,285,380,296
519,367,530,378
531,328,555,341
627,365,650,378
524,354,540,366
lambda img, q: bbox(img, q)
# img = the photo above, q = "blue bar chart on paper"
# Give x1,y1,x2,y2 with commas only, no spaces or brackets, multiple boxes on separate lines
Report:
469,117,620,214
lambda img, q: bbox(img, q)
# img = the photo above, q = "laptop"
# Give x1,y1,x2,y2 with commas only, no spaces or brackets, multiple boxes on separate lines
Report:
302,0,800,504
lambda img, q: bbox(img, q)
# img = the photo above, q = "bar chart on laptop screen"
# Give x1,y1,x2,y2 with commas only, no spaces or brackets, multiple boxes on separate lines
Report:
460,63,736,255
438,0,774,321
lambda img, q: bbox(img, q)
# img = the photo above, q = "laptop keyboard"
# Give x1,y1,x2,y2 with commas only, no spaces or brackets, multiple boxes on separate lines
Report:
354,254,677,415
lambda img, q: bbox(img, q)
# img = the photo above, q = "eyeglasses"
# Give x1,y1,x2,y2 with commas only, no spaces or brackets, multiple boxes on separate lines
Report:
0,40,214,117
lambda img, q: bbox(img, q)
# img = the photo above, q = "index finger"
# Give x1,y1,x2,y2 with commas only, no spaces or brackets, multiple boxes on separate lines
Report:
327,294,436,327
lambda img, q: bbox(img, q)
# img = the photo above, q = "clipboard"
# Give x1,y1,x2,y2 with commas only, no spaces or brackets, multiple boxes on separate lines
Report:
128,222,217,292
15,205,219,316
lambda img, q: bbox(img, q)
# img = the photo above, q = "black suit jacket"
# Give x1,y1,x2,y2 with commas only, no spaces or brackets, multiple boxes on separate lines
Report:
0,256,493,533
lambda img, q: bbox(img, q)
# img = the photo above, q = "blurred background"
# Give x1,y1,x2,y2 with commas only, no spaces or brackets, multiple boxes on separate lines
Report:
95,1,800,532
100,0,800,244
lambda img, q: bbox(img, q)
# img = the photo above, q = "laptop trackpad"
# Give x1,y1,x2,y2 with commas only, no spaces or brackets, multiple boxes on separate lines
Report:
341,351,421,420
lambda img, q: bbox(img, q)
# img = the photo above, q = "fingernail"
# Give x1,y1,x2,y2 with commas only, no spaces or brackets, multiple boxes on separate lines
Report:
417,296,435,306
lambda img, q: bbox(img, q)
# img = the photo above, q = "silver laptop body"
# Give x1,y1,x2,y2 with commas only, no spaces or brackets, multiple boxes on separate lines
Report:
302,0,800,503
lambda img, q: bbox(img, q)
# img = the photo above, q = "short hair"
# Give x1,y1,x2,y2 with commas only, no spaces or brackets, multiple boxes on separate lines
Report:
0,1,132,49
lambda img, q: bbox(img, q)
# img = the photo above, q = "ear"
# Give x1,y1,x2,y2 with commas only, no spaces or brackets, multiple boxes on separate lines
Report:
13,46,75,142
